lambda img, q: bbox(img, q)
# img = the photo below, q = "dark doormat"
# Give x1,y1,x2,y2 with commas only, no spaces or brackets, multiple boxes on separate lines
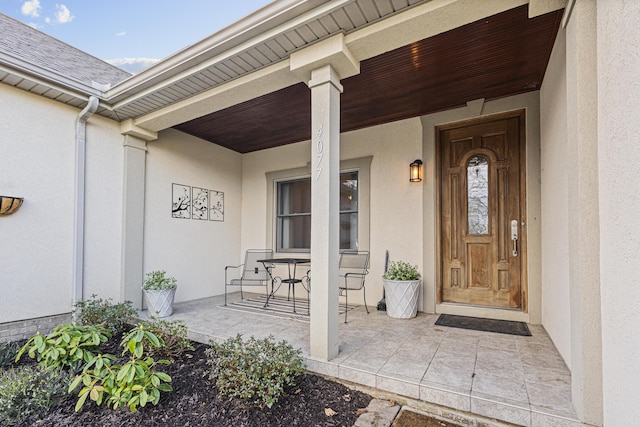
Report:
435,314,532,336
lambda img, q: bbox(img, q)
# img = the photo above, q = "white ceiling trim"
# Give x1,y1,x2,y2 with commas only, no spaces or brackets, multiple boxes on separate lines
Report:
1,0,548,130
131,0,532,132
134,60,299,132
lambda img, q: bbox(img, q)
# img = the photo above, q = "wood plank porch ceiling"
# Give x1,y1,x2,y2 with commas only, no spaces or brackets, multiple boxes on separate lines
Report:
174,5,562,154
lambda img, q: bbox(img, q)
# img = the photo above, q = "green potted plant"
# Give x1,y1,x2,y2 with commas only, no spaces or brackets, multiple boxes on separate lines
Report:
142,270,177,317
382,260,421,319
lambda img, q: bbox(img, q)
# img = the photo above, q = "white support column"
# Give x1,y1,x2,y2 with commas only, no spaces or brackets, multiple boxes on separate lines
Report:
120,135,148,308
309,65,342,360
290,33,359,361
565,1,603,424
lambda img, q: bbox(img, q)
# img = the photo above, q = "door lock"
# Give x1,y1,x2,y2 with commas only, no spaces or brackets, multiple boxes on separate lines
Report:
511,220,518,257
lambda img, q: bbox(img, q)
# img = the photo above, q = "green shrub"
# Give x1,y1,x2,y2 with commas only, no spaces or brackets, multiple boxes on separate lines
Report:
0,366,70,425
73,295,138,335
139,318,194,359
69,324,172,412
205,334,305,408
382,260,421,281
0,342,19,368
142,270,177,290
15,323,110,371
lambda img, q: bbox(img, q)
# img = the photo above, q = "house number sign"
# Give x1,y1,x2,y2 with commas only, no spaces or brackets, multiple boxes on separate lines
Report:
315,123,324,181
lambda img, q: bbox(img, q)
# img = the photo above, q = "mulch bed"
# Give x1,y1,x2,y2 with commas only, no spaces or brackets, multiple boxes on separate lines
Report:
10,336,373,427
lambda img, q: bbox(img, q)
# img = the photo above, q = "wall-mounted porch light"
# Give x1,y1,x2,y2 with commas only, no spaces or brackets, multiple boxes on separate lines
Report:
0,196,24,215
409,159,423,182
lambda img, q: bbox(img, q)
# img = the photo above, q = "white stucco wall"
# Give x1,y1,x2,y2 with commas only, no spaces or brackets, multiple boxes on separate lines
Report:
0,85,123,322
539,27,571,366
242,95,544,320
241,118,424,308
143,129,242,303
597,1,640,424
241,140,310,253
0,85,74,322
343,118,424,305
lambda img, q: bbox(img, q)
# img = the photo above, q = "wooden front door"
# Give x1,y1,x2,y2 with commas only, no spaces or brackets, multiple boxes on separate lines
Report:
437,110,526,309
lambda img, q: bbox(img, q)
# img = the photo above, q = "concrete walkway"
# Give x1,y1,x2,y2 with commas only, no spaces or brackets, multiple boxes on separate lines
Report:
142,294,580,427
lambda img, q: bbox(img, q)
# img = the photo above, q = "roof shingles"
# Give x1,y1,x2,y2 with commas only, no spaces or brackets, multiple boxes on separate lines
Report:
0,13,131,88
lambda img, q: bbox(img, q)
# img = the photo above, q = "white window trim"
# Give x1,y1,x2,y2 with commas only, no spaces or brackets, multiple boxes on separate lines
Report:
266,156,371,254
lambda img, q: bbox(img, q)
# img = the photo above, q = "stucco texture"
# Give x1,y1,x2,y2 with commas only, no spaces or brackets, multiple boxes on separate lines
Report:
143,129,242,304
241,117,424,309
540,26,571,367
0,85,123,322
597,0,640,424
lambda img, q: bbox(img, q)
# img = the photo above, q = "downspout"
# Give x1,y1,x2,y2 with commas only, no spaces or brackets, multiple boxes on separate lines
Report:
72,95,100,315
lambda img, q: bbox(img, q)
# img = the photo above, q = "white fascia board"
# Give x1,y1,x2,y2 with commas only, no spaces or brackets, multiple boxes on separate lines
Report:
0,53,104,101
125,0,533,133
107,0,346,104
529,0,566,18
133,60,300,132
345,0,529,61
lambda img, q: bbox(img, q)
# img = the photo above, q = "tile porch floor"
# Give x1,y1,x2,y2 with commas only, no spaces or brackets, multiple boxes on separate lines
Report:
141,293,580,427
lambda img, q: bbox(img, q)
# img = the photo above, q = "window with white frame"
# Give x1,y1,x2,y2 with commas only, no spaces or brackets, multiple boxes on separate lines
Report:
276,171,359,252
266,156,371,254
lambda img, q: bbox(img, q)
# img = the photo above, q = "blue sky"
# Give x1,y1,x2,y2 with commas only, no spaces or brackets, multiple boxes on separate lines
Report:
0,0,273,73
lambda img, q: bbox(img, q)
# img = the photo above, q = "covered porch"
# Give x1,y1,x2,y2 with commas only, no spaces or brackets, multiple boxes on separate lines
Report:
91,0,598,424
4,0,639,425
143,293,579,427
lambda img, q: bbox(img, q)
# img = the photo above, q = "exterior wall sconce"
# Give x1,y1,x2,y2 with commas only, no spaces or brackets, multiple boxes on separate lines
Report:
0,196,24,215
410,159,423,182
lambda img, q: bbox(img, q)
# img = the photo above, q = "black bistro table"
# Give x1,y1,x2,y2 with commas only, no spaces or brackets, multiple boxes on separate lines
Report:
257,258,310,313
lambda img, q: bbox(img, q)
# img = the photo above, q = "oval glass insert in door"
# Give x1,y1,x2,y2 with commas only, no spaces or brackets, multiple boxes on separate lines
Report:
467,155,489,235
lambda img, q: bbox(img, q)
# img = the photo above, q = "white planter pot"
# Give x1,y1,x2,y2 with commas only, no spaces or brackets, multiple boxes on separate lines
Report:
143,288,176,318
383,279,420,319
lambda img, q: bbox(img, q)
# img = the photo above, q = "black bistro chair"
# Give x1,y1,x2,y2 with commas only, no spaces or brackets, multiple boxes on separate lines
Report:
224,249,273,305
338,251,370,322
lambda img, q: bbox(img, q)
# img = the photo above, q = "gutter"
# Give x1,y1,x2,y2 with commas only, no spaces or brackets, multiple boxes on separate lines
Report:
72,95,100,313
0,53,106,99
105,0,330,102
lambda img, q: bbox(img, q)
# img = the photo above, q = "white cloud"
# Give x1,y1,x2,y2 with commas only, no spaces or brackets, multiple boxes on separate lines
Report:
116,31,127,37
107,57,160,74
27,22,39,29
21,0,41,18
54,4,74,24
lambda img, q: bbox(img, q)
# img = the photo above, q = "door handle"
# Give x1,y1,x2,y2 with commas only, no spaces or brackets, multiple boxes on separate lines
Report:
511,220,518,257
